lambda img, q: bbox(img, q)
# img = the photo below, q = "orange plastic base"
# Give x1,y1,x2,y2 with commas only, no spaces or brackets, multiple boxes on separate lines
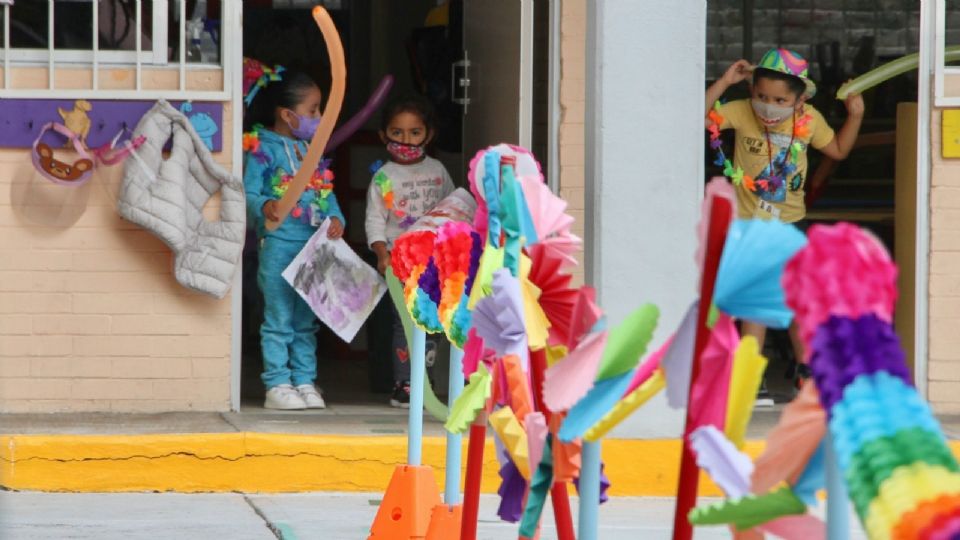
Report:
368,465,442,540
425,504,462,540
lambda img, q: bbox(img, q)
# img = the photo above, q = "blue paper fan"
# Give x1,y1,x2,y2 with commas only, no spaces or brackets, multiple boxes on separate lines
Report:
558,370,634,442
713,219,807,329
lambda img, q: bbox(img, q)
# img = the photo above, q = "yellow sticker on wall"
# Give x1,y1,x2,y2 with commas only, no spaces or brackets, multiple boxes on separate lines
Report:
942,109,960,158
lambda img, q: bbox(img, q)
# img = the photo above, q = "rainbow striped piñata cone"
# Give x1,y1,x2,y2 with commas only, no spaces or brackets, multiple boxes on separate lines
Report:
784,223,960,540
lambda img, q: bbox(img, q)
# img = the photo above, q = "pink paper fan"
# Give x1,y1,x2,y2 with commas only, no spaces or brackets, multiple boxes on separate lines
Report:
543,331,609,412
520,175,576,240
688,314,738,430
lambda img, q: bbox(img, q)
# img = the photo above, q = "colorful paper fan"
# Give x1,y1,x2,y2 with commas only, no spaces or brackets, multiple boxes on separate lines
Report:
713,219,808,329
467,143,543,246
526,243,580,345
687,314,737,430
543,330,609,412
520,173,575,245
783,222,898,349
552,286,602,350
751,380,826,494
434,221,483,347
471,269,529,363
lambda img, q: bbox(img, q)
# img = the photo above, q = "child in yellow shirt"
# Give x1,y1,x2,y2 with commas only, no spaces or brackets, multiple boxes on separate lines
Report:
704,48,864,400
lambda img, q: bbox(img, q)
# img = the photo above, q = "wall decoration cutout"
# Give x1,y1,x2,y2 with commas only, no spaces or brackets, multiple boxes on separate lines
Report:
0,99,223,152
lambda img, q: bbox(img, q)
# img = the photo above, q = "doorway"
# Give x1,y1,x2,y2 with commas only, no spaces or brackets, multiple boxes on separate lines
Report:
705,3,923,404
238,1,550,409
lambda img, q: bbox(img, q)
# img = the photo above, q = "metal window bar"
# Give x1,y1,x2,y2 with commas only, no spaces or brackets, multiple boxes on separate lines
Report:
0,0,234,100
179,0,186,91
47,0,53,89
3,2,9,89
92,0,98,90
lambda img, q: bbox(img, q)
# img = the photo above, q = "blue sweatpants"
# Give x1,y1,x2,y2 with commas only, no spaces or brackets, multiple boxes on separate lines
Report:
257,237,318,389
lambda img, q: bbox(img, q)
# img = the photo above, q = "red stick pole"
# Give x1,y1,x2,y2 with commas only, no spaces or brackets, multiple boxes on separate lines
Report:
530,349,576,540
461,418,487,540
671,197,732,540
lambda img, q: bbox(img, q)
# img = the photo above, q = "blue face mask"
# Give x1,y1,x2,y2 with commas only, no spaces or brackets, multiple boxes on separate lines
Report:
286,112,320,140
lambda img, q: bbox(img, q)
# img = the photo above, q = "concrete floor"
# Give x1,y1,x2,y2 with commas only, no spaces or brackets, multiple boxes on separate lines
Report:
0,491,869,540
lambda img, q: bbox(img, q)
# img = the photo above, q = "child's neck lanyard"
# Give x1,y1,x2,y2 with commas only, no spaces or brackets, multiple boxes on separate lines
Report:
761,111,797,180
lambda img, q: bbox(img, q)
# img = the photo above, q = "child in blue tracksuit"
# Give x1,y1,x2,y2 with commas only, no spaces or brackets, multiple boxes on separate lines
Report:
243,67,344,410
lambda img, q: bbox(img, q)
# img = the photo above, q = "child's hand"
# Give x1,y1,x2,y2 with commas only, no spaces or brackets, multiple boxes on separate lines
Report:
262,200,280,221
327,217,344,239
843,87,865,117
722,60,752,86
377,253,390,275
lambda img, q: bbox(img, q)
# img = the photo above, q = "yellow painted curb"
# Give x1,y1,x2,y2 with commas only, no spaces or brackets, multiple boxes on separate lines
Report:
3,434,959,496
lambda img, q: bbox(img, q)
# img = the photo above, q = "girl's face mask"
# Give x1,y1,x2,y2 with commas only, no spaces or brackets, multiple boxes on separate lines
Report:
751,99,795,127
386,139,425,163
285,112,321,141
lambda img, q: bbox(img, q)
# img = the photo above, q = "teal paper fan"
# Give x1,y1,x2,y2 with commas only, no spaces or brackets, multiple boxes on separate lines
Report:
713,219,807,329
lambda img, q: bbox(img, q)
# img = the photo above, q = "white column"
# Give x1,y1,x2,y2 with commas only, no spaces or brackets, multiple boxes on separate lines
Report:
585,0,707,438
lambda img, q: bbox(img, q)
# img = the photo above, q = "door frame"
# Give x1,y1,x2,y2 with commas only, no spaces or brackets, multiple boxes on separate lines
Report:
915,0,935,398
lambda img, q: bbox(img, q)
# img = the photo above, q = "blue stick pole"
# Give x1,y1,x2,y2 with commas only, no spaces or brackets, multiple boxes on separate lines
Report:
444,346,465,504
825,433,850,540
578,440,602,540
407,328,427,466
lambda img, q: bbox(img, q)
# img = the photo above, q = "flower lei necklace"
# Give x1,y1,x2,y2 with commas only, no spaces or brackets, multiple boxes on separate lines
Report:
244,125,336,222
707,100,812,195
371,160,417,229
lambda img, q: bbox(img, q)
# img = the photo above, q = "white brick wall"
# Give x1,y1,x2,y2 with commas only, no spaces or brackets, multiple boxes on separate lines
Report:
0,96,235,413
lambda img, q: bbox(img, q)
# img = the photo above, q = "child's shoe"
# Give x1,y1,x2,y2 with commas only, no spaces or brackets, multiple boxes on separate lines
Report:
754,379,775,408
296,384,326,409
264,384,307,410
390,381,410,409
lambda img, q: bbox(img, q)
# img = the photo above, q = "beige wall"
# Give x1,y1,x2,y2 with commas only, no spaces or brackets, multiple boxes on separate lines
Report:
559,0,586,286
0,68,234,413
928,107,960,414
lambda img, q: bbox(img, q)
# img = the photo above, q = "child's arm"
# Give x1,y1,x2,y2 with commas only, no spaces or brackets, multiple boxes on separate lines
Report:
325,193,346,239
243,152,276,222
440,164,455,197
818,92,865,160
705,60,752,127
365,179,390,274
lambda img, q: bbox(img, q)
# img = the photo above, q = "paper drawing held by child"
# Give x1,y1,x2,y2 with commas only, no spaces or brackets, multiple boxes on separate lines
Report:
283,219,386,342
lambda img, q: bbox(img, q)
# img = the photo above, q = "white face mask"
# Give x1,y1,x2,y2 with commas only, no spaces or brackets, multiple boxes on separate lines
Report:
751,99,795,127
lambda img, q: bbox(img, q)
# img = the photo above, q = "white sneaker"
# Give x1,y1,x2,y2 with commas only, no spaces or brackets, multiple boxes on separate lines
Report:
296,384,326,409
264,384,307,410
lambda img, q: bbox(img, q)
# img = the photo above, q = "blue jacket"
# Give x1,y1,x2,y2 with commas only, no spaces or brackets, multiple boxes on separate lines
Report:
243,128,345,242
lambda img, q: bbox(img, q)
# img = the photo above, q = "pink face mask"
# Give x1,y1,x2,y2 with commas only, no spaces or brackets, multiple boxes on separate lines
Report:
386,139,425,163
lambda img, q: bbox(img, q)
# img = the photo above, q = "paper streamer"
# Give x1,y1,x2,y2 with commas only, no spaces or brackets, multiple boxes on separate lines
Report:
724,336,768,449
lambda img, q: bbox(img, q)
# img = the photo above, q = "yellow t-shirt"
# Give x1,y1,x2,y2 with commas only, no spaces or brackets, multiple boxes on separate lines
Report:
717,99,835,223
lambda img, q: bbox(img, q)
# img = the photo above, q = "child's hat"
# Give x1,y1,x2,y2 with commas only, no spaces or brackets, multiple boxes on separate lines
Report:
751,48,816,99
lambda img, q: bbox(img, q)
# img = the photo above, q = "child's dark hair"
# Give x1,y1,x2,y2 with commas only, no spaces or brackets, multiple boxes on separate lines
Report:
380,94,437,134
753,67,806,98
243,70,318,132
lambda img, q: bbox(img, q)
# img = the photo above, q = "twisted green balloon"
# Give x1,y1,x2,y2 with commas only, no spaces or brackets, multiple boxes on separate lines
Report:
836,46,960,99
